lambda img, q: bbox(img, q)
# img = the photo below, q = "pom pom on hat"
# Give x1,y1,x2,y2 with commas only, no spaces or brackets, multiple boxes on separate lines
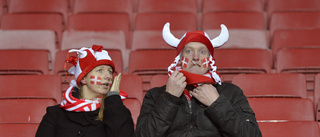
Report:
66,45,115,87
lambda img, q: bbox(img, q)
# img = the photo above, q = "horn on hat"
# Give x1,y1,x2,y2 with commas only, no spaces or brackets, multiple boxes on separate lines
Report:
211,24,229,48
162,22,180,48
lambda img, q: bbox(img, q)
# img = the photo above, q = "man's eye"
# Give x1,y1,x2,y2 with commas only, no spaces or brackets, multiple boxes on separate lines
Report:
200,50,205,54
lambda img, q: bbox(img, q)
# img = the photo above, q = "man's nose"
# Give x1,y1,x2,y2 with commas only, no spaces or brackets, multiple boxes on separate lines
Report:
193,52,199,61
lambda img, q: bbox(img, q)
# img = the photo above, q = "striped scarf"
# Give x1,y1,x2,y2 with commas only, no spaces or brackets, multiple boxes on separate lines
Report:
60,86,101,112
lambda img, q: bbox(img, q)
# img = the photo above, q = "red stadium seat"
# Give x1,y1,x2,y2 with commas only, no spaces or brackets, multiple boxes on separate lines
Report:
202,0,263,13
202,12,265,30
73,0,132,15
266,0,320,18
0,30,57,69
271,29,320,59
258,121,320,137
138,0,198,14
67,13,130,38
314,73,320,122
276,48,320,100
131,30,186,50
215,49,272,83
61,30,128,63
0,99,56,123
7,0,69,22
232,73,307,98
135,13,198,31
129,49,176,92
269,12,320,36
150,75,168,88
123,98,141,128
205,29,269,49
0,123,39,137
248,98,315,122
0,75,61,103
0,50,50,75
120,74,143,103
55,50,123,93
1,13,64,43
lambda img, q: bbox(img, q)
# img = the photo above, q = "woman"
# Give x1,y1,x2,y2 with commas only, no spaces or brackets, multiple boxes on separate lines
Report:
36,45,134,137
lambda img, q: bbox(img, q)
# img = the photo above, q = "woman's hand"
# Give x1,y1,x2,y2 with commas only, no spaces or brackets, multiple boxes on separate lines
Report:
110,73,121,92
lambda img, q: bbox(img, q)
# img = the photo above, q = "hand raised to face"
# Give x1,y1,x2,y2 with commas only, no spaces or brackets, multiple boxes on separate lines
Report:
166,71,187,97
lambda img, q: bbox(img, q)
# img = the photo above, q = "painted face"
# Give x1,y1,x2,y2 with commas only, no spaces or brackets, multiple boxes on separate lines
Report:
180,42,210,75
82,65,113,98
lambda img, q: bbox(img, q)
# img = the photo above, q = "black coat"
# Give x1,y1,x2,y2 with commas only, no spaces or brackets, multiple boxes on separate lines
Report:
134,83,262,137
36,95,134,137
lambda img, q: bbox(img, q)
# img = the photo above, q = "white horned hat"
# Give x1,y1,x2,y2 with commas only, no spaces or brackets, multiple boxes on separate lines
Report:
163,22,229,84
66,45,115,87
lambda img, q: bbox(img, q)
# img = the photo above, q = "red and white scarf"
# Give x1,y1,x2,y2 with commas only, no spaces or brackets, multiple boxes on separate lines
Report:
60,86,128,112
168,55,221,101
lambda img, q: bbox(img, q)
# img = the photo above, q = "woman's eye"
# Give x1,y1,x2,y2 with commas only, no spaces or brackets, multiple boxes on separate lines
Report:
200,50,205,54
97,69,103,73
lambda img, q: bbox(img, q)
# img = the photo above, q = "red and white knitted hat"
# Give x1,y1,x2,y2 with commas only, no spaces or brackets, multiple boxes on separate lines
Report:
66,45,115,87
163,22,229,84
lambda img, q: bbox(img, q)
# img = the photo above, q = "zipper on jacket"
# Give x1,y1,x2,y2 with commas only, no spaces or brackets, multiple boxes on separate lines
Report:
188,100,193,131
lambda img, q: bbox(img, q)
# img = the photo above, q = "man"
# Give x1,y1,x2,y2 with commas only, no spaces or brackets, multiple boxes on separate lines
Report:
134,23,262,137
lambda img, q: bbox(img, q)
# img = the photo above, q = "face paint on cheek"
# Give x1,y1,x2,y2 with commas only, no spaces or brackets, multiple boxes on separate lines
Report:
201,57,210,68
90,76,102,85
181,57,189,68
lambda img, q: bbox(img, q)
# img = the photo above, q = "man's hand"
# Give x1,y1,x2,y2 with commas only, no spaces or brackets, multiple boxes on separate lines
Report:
166,71,187,97
190,84,219,106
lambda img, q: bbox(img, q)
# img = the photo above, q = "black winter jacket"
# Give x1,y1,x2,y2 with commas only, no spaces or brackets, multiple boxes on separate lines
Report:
135,82,262,137
36,93,134,137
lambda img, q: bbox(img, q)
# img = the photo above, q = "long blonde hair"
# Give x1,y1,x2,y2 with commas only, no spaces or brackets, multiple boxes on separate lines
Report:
97,94,107,121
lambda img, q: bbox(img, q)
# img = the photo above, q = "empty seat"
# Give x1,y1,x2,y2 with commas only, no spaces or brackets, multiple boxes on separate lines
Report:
214,49,272,83
61,30,128,64
202,12,265,30
135,13,198,31
73,0,132,15
55,49,123,93
0,50,50,75
248,98,315,122
7,0,69,22
205,29,269,49
276,48,320,100
67,13,130,37
0,99,56,123
0,75,61,103
269,12,320,36
258,121,320,137
120,74,144,103
232,73,307,98
0,123,39,137
131,30,186,50
202,0,263,13
1,13,64,44
266,0,320,18
138,0,198,14
314,73,320,121
150,75,168,88
129,49,176,92
123,98,141,128
271,29,320,58
0,30,57,69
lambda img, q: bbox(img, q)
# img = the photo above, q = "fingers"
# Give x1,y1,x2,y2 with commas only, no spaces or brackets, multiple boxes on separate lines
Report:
110,73,121,92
